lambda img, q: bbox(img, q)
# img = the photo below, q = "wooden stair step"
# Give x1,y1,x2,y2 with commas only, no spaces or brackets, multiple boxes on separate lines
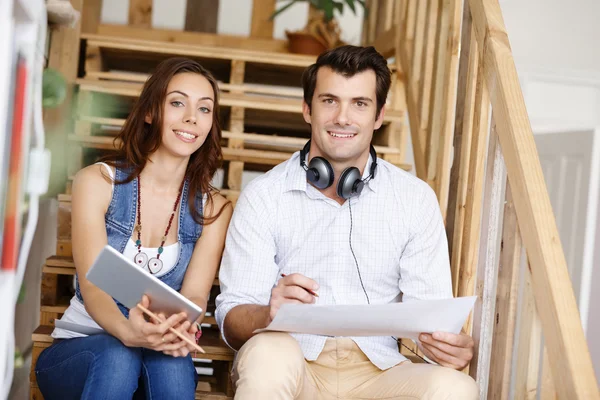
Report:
32,325,233,361
75,78,404,123
195,392,232,400
77,115,402,156
44,255,220,287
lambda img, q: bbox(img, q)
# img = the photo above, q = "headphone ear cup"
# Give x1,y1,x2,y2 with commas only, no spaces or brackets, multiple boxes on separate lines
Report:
337,167,362,199
307,157,334,189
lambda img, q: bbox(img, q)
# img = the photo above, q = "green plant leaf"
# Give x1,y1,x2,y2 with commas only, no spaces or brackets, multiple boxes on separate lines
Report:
270,0,306,20
343,0,356,14
333,0,345,15
356,0,368,18
322,0,334,21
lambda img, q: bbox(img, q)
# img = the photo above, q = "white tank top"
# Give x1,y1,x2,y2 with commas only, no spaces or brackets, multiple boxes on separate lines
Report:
52,162,182,339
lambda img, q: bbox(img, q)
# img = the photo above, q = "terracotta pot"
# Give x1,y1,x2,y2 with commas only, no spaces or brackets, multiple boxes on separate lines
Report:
286,32,328,56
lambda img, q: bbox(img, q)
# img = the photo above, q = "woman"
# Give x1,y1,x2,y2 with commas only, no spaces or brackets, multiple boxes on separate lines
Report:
35,57,232,399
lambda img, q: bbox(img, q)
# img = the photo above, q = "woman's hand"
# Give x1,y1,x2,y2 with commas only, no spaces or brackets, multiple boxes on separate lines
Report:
159,319,201,358
123,295,189,353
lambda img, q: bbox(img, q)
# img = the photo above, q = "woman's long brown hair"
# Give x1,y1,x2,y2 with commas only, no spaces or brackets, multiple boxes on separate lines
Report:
101,57,228,225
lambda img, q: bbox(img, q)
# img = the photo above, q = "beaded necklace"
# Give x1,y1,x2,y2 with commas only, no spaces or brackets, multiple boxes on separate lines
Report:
133,177,185,274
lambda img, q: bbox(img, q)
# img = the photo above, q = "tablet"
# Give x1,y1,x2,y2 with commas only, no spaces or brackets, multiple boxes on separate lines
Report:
86,245,203,322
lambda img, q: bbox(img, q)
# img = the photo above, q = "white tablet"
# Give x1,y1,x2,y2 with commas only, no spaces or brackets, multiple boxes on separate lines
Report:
86,245,203,322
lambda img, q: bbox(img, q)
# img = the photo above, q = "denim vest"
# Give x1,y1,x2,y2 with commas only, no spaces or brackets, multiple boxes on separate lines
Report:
75,166,203,317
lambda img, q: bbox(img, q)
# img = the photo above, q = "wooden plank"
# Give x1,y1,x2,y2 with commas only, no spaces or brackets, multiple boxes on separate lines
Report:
40,273,59,306
185,0,219,33
403,0,418,63
85,70,305,98
540,345,557,399
372,25,397,58
367,0,379,44
32,325,233,360
95,24,289,53
84,44,104,76
76,116,402,155
469,126,506,396
395,48,427,178
81,0,103,34
469,0,600,396
456,25,490,316
427,0,462,220
361,0,372,44
128,0,152,28
45,0,84,197
250,0,276,39
66,134,411,170
83,34,316,68
514,263,542,400
448,16,476,297
417,0,439,156
410,0,427,98
74,78,404,122
487,183,523,399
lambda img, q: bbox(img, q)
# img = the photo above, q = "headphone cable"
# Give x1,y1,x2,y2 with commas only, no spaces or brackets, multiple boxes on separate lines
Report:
348,199,370,304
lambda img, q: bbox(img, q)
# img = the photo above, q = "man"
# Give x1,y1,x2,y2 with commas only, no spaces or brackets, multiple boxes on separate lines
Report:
215,45,478,399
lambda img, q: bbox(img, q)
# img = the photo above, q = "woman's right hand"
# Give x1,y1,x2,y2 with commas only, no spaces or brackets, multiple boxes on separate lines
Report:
122,295,188,352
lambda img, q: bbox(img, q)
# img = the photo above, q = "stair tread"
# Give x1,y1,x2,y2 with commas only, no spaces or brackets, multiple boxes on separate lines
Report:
32,325,233,360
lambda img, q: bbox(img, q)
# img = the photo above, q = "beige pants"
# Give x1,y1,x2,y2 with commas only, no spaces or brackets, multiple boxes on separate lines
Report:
232,332,478,399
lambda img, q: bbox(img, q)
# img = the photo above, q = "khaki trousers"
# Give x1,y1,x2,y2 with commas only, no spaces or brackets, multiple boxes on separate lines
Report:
232,332,478,399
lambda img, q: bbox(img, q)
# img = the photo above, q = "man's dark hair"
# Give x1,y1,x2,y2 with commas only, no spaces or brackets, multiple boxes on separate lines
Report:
301,45,392,116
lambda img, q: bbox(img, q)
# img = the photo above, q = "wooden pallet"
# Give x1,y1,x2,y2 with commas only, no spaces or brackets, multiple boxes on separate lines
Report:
72,34,409,200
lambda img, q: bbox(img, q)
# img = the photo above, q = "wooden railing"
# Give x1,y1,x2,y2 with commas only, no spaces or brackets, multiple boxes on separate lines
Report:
366,0,599,398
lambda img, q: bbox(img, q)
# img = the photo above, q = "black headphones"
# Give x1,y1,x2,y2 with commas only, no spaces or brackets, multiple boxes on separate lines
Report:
299,140,378,199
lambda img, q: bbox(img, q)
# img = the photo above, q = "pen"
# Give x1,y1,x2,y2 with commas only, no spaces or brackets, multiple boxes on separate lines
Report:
136,303,206,354
280,273,319,297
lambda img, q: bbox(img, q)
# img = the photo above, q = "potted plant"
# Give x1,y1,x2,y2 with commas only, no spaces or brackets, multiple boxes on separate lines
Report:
271,0,367,55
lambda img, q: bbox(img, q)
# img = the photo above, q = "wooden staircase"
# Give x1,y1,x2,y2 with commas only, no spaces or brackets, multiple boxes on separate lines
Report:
31,0,600,399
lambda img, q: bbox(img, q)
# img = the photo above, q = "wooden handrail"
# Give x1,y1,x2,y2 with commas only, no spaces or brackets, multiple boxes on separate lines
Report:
365,0,600,397
468,0,599,397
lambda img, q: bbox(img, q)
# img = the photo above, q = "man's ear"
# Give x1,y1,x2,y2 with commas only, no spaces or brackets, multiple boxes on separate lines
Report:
302,101,312,125
374,105,386,130
144,113,152,124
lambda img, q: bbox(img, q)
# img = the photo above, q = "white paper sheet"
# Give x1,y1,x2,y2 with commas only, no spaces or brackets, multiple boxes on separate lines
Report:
255,296,477,340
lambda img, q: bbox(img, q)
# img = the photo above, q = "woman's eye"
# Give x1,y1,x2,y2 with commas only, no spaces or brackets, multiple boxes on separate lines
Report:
171,101,184,107
199,107,211,113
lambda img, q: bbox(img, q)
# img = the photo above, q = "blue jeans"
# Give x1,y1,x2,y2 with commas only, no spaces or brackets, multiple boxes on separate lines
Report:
35,334,197,400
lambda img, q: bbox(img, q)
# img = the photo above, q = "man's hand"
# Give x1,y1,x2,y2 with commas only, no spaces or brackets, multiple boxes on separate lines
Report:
418,331,474,370
268,273,319,323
